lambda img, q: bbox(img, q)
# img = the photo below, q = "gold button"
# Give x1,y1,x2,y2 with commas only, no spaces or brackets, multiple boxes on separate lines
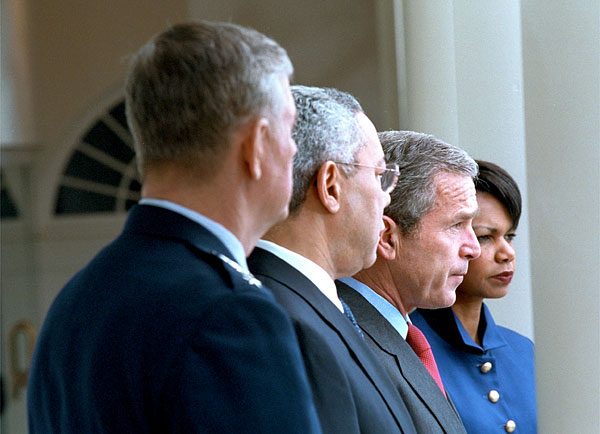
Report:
488,389,500,403
505,419,516,432
480,361,493,373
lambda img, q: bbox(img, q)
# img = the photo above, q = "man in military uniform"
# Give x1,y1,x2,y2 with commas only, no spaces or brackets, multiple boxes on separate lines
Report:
28,21,320,434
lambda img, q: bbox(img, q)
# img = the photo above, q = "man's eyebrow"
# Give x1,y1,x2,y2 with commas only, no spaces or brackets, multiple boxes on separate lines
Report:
455,207,479,221
473,225,498,234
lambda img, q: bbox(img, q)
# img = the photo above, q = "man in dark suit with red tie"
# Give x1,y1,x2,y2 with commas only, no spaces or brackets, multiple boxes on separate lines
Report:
248,86,417,434
337,130,481,433
28,21,321,434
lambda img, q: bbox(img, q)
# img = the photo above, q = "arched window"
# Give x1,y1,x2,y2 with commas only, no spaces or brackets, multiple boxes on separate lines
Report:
54,100,141,215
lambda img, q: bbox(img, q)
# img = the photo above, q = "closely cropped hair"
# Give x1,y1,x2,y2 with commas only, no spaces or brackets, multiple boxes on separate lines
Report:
125,21,293,177
380,131,478,235
288,86,364,213
475,160,522,230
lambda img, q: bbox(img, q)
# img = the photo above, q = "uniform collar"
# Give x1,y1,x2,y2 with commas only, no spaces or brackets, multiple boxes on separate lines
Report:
139,198,248,272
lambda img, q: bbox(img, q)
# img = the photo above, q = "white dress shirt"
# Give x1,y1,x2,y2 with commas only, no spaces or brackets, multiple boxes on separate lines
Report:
256,239,344,313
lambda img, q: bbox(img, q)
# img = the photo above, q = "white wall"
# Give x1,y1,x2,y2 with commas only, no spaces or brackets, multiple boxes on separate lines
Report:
189,0,387,128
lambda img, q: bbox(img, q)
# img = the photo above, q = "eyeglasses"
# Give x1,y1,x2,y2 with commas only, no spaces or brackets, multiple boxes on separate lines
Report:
334,162,400,193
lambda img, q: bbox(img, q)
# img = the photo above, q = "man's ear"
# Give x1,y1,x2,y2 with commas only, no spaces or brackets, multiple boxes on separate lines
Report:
240,117,270,181
377,215,398,261
315,161,342,214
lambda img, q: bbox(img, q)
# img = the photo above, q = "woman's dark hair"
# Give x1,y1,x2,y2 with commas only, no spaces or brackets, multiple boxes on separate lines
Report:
475,160,522,230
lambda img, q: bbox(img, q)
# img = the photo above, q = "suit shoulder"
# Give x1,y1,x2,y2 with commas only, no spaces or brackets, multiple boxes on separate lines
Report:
254,275,311,313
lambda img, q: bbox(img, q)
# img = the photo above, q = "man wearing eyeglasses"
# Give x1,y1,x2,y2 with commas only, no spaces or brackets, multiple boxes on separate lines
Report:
337,130,480,433
248,86,416,434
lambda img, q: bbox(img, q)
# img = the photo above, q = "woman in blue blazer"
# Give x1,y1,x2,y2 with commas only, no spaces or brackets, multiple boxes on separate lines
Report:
411,161,537,434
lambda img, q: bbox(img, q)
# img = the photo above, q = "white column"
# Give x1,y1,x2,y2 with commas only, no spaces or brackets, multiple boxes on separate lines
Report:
401,0,460,144
1,2,39,431
521,0,600,431
1,0,36,148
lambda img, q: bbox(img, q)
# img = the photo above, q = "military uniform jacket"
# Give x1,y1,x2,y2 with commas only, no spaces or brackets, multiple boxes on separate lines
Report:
248,247,417,434
337,281,467,434
28,204,321,434
411,305,537,434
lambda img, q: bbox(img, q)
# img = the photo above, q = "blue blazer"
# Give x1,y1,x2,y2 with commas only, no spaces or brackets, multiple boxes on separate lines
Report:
28,204,321,434
411,305,537,434
248,247,417,434
337,281,467,434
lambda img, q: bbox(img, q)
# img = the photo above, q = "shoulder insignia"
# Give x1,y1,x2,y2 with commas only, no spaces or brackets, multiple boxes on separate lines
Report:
215,252,264,289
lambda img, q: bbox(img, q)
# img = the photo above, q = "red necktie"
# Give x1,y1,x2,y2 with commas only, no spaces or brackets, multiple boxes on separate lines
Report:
406,323,446,396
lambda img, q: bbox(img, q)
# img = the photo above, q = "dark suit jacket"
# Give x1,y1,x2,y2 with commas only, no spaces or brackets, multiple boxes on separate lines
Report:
28,204,321,434
248,247,417,434
337,281,467,434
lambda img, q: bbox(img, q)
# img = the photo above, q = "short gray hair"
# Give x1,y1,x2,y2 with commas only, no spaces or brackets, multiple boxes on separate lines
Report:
288,85,364,213
125,21,293,178
379,131,478,234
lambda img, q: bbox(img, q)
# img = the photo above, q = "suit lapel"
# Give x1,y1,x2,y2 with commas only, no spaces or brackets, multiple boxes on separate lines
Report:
248,248,366,343
337,281,462,432
248,247,412,432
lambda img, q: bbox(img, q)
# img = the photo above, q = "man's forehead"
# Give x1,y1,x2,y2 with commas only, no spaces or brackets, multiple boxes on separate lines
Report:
435,172,475,195
433,172,477,211
281,77,296,116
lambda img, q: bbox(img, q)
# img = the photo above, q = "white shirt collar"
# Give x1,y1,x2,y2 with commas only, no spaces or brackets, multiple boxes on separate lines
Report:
138,198,248,272
338,277,410,339
256,239,344,313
